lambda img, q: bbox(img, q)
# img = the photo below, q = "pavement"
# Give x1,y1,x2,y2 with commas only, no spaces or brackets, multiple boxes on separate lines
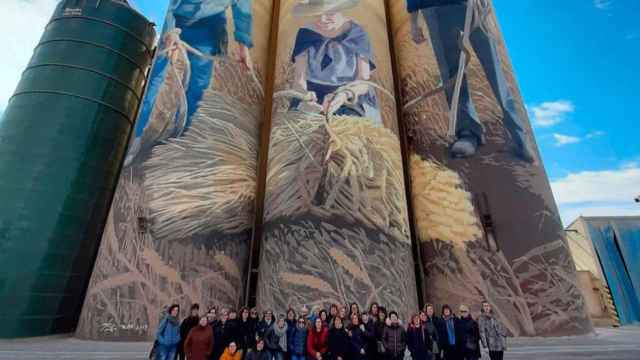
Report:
0,327,639,360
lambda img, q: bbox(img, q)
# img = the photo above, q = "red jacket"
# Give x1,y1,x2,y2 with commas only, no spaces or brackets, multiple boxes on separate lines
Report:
307,327,329,358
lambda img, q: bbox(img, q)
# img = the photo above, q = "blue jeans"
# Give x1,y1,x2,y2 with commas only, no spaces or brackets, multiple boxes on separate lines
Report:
291,355,306,360
134,12,228,139
156,344,177,360
421,4,527,151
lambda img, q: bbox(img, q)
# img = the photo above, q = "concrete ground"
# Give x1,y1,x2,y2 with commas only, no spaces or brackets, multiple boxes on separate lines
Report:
0,327,639,360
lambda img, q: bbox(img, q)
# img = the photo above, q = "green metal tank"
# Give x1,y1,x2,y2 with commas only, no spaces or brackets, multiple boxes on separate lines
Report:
0,0,155,338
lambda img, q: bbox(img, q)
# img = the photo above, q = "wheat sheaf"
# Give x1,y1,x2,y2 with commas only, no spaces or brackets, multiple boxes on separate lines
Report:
280,272,338,296
410,154,482,244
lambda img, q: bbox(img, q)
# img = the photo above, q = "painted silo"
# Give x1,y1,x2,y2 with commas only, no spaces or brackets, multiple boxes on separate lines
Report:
0,0,155,338
256,0,419,318
388,0,592,335
76,0,275,341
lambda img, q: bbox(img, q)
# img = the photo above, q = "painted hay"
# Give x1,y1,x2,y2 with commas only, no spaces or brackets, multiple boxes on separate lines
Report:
264,112,409,239
143,90,258,239
410,154,482,244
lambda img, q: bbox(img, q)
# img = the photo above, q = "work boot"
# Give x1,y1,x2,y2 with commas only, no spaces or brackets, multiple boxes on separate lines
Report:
450,135,479,159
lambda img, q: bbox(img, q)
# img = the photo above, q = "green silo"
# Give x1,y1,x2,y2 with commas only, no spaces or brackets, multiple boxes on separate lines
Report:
0,0,155,338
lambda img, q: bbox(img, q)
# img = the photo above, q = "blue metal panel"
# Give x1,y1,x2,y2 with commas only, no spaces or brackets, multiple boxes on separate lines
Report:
611,222,640,311
587,223,640,325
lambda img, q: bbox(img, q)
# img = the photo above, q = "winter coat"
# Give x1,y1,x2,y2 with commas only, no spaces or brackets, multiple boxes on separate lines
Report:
327,327,350,360
436,316,456,349
179,316,200,354
156,316,181,347
256,319,274,338
184,325,213,360
286,319,297,346
238,319,257,351
288,327,308,356
423,316,440,351
264,325,287,352
406,325,432,360
478,314,507,351
349,325,368,360
212,321,235,360
360,319,376,359
455,316,481,359
244,349,271,360
307,327,329,358
381,324,406,357
219,347,242,360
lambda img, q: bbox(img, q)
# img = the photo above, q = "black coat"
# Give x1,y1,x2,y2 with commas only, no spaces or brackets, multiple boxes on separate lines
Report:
435,316,456,350
455,316,481,360
178,316,200,354
349,325,368,360
255,319,274,338
328,327,350,360
360,320,376,359
423,316,440,350
238,319,256,351
212,321,235,360
406,325,432,360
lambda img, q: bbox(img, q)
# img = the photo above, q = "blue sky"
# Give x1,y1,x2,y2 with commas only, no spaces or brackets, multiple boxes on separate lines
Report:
1,0,638,225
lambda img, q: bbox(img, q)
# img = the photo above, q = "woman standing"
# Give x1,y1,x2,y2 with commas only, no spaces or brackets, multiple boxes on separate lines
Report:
373,307,387,360
438,305,457,360
286,309,298,359
289,317,308,360
381,312,406,360
406,314,432,360
423,305,441,360
265,315,288,360
327,317,350,360
349,314,368,360
478,302,507,360
238,307,256,357
455,305,481,360
155,304,181,360
307,318,329,360
184,316,213,360
360,312,376,360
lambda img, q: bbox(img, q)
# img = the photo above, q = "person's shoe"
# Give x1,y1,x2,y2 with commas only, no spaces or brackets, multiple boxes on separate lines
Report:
450,136,479,159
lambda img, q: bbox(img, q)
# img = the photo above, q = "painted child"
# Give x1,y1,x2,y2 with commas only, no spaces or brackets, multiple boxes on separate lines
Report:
290,0,381,124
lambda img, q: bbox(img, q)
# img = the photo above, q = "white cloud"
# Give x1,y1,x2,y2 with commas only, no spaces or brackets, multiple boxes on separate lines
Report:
528,100,575,127
0,0,59,111
585,130,606,139
551,164,640,225
553,133,581,146
594,0,614,10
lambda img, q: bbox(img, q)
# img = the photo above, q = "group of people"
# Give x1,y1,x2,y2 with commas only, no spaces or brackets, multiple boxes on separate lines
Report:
153,301,507,360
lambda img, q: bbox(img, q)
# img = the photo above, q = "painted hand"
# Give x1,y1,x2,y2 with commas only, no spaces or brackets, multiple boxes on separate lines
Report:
235,44,253,72
323,92,349,116
163,29,182,63
411,24,426,44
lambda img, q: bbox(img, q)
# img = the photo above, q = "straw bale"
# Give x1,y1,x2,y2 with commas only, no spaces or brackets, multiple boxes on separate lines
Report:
142,90,258,239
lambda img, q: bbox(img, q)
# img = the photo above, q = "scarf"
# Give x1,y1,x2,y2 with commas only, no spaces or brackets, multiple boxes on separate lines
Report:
167,315,179,327
274,323,288,351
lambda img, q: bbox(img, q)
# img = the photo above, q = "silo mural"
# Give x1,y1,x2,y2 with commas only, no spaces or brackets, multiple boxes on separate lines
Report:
76,0,274,340
388,0,592,335
256,0,418,317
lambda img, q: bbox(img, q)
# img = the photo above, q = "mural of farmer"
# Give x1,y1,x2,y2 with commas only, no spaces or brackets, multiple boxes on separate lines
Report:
126,0,254,164
407,0,534,162
290,0,381,125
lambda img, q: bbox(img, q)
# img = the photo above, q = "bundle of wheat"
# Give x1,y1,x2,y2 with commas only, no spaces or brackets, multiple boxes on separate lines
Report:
142,90,258,239
264,112,409,238
410,154,482,244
